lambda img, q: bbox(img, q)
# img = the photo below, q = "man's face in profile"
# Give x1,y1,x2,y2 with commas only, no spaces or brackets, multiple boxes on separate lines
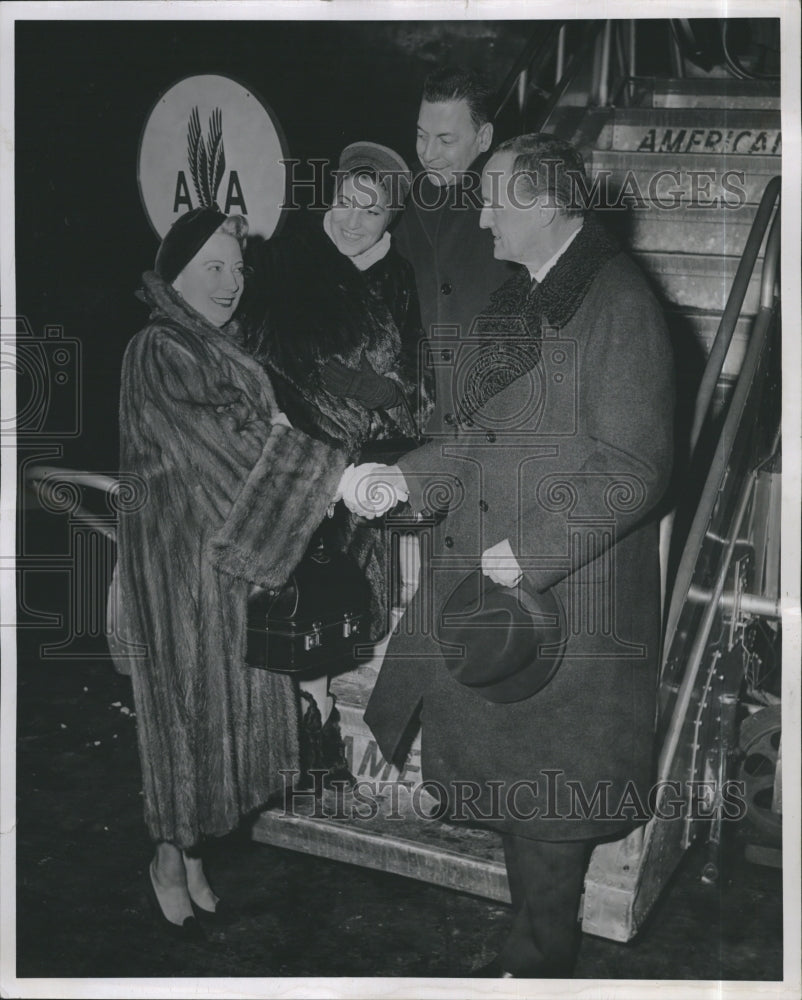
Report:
480,152,544,264
415,98,491,187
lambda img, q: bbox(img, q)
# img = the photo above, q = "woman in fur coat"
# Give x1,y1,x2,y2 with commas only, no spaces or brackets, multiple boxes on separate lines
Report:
243,142,434,774
117,208,347,936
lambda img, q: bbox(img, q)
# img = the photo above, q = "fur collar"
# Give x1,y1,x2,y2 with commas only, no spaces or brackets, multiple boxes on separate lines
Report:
485,213,620,333
139,270,245,345
456,215,619,421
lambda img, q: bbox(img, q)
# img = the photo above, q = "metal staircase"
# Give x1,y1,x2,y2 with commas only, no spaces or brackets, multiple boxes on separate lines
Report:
546,75,780,414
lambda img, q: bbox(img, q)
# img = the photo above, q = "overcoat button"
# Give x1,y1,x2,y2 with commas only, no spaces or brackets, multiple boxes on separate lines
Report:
479,499,489,512
486,431,497,442
440,282,452,295
444,412,455,425
444,536,454,548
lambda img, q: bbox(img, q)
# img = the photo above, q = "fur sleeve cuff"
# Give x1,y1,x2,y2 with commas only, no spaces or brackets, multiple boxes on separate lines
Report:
208,424,346,588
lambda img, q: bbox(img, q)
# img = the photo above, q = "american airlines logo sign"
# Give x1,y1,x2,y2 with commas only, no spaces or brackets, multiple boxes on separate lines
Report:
138,74,287,238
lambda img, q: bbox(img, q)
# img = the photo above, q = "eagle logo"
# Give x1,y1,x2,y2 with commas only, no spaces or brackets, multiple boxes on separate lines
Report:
186,106,226,209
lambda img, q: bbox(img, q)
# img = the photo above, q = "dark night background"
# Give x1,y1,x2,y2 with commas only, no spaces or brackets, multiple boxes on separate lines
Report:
15,18,538,472
15,17,686,473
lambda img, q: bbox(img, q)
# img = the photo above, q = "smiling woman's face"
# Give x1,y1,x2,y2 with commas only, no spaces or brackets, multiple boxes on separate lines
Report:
329,174,391,257
172,231,245,327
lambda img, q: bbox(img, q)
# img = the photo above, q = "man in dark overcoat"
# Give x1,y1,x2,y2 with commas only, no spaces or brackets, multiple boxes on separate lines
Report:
393,65,513,432
358,134,675,977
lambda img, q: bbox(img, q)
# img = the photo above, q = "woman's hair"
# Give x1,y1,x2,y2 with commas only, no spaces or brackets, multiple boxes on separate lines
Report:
217,214,249,245
333,166,391,209
335,142,412,214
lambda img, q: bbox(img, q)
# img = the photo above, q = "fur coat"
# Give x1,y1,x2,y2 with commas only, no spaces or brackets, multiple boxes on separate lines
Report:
116,272,346,848
243,216,434,639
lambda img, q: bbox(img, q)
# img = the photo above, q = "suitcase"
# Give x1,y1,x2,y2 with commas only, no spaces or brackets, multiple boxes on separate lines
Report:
245,536,371,676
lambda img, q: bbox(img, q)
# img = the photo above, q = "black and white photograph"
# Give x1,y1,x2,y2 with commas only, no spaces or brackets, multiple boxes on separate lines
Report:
1,2,800,997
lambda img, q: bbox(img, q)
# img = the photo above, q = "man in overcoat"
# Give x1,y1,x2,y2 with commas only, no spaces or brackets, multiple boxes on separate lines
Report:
393,65,513,432
359,134,676,977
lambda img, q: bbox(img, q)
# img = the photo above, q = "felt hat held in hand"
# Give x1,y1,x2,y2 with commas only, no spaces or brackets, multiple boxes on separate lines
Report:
439,570,566,704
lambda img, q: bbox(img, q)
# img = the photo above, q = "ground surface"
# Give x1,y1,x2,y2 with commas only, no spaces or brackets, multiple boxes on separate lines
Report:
14,654,783,984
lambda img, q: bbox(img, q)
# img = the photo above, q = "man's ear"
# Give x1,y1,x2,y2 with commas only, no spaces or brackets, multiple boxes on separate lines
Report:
539,201,559,228
477,121,493,154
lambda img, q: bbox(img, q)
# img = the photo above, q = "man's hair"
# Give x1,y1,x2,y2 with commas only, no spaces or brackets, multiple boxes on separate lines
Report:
494,133,586,218
422,66,493,129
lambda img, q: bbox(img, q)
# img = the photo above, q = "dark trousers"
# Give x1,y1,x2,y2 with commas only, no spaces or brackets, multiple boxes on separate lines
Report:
499,834,592,977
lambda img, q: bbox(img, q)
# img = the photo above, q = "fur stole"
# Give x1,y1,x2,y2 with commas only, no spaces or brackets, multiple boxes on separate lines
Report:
243,214,399,378
241,215,409,457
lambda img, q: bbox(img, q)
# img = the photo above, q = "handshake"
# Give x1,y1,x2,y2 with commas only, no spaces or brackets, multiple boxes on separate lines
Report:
336,463,410,519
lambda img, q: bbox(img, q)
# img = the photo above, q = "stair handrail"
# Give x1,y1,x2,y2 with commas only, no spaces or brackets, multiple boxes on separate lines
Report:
661,207,781,666
689,176,781,452
25,464,121,543
493,21,605,131
536,22,607,131
493,22,565,123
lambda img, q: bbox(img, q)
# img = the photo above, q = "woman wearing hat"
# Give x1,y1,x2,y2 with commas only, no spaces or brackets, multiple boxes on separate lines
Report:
116,207,348,936
244,142,434,780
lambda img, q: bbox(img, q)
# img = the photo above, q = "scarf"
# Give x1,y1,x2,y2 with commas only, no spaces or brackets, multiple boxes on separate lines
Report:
323,210,392,271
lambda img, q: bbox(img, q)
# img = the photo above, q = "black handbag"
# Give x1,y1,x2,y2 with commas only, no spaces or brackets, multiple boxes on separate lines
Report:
245,533,371,677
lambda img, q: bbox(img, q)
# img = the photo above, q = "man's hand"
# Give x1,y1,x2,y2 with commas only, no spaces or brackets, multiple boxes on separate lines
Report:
481,538,523,588
339,463,409,519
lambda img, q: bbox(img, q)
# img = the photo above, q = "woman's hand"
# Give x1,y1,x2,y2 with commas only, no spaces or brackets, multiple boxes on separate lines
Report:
320,352,402,410
270,410,292,428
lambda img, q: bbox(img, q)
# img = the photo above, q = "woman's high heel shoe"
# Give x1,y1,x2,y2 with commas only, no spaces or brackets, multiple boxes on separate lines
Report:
182,851,232,925
189,895,232,925
146,861,204,941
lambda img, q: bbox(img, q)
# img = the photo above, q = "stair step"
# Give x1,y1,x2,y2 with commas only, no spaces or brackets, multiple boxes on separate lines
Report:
632,250,762,312
596,109,780,156
589,151,779,207
253,794,509,903
613,203,767,256
650,77,780,110
253,654,509,904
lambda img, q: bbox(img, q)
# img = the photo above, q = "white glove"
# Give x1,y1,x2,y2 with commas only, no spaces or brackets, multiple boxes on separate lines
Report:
339,463,409,519
271,410,292,428
481,538,523,588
